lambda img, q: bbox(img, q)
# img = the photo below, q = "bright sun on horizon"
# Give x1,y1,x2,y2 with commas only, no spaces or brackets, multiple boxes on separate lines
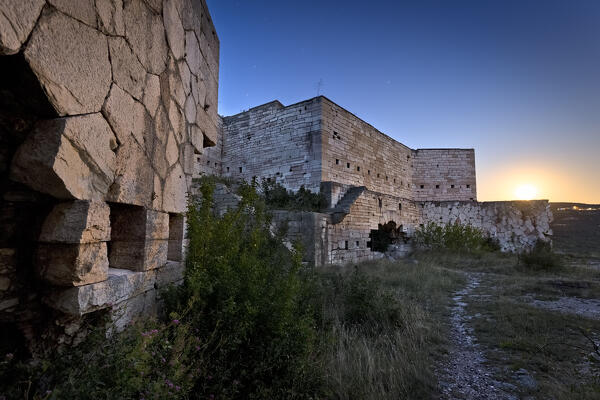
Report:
514,184,538,200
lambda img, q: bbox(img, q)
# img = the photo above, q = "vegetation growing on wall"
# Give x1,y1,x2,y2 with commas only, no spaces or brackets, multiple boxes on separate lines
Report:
414,221,499,252
261,179,327,212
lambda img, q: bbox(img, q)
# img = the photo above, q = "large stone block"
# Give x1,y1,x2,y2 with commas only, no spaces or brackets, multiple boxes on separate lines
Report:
163,0,185,60
47,267,157,315
107,136,154,207
109,239,168,271
163,163,187,213
24,9,112,115
49,0,97,27
0,0,45,55
102,84,148,146
39,201,111,243
143,74,161,117
190,125,204,153
108,37,147,101
196,106,217,146
96,0,125,36
36,242,109,286
123,0,168,75
10,114,117,200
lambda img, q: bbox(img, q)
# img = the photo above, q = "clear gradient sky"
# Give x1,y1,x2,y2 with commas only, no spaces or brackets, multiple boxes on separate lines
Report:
206,0,600,203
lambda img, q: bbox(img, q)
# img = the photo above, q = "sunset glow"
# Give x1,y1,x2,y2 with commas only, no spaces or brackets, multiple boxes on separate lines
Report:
514,184,538,200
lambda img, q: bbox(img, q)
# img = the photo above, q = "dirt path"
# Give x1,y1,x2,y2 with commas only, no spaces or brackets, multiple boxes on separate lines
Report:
437,273,516,400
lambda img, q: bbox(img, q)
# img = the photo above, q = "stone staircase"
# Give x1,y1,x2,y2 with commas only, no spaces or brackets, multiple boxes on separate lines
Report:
330,186,366,224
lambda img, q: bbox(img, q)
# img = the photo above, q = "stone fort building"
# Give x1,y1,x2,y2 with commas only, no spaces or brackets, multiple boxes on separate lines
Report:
198,96,552,265
0,0,550,351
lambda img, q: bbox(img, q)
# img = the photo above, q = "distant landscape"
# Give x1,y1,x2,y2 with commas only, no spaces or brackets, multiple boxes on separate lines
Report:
551,203,600,258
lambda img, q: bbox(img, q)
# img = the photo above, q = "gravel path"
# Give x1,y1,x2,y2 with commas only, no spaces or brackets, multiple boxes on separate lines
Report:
526,296,600,320
437,274,516,400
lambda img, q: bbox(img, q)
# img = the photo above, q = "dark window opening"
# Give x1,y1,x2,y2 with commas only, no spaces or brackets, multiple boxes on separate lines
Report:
168,213,185,262
398,203,402,210
393,178,396,183
369,221,407,252
336,159,339,165
226,167,230,172
346,162,350,168
357,166,360,171
385,176,388,181
206,160,210,165
377,173,380,178
239,167,242,173
467,184,471,188
368,170,371,175
420,184,424,189
214,162,218,167
451,184,454,188
344,240,349,250
436,184,440,189
470,198,474,201
356,241,360,247
378,198,382,208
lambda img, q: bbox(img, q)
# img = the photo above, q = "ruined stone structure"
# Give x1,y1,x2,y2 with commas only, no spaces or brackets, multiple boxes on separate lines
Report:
0,0,219,351
199,97,552,265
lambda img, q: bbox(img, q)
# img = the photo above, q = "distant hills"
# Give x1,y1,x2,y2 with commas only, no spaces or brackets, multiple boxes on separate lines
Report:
550,202,600,257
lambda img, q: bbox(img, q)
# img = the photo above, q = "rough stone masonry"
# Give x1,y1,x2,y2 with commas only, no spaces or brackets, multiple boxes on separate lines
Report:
0,0,219,352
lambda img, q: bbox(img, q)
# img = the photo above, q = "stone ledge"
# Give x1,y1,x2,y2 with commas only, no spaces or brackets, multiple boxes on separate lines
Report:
46,261,184,316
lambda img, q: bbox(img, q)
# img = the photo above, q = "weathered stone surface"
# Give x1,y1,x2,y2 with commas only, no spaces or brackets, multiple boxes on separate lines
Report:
96,0,125,36
103,84,148,146
109,37,147,100
163,163,187,213
184,94,196,123
47,267,156,315
40,201,111,243
167,214,185,261
109,239,168,271
143,74,161,117
123,0,168,75
196,106,217,146
111,206,169,240
166,130,179,166
182,143,195,175
167,59,186,108
49,0,97,27
0,0,45,55
167,100,185,142
163,0,185,60
191,74,207,108
107,136,154,207
184,30,201,76
37,242,109,286
190,124,203,153
153,104,170,144
152,138,168,179
152,175,163,210
156,260,183,286
0,248,17,273
10,114,117,200
24,10,112,115
178,60,191,95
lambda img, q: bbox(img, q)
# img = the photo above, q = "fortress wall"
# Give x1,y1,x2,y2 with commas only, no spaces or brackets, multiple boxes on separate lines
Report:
0,0,219,351
327,184,421,264
321,98,413,199
221,98,322,192
421,200,553,252
412,149,477,201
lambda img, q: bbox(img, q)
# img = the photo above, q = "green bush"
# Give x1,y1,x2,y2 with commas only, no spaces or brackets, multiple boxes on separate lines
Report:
518,240,562,271
261,179,327,212
414,221,497,252
1,179,322,400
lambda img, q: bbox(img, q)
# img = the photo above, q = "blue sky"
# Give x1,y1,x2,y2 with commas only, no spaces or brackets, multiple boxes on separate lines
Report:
206,0,600,202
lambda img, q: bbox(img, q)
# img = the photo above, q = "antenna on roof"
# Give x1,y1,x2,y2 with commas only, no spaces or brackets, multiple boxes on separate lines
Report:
316,78,324,96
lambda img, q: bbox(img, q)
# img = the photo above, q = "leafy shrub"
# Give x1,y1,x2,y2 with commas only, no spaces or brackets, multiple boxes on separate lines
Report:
414,221,497,252
261,179,327,212
1,179,322,400
518,240,562,271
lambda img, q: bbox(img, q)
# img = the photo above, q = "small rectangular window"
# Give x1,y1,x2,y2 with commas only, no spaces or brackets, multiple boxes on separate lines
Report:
378,198,382,208
356,241,360,247
377,173,380,178
467,184,471,188
226,167,230,172
368,170,371,175
451,184,454,188
347,162,350,168
436,184,440,189
398,203,402,210
420,184,424,189
239,167,243,173
385,176,388,181
336,159,339,165
344,240,349,250
357,166,360,172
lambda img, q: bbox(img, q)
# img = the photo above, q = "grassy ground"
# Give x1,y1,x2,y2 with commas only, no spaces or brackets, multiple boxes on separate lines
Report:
316,258,465,399
330,249,600,399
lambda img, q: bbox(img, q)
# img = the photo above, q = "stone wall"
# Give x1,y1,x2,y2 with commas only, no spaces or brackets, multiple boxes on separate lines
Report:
321,98,414,199
420,200,553,252
221,99,322,192
412,149,477,201
0,0,219,353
